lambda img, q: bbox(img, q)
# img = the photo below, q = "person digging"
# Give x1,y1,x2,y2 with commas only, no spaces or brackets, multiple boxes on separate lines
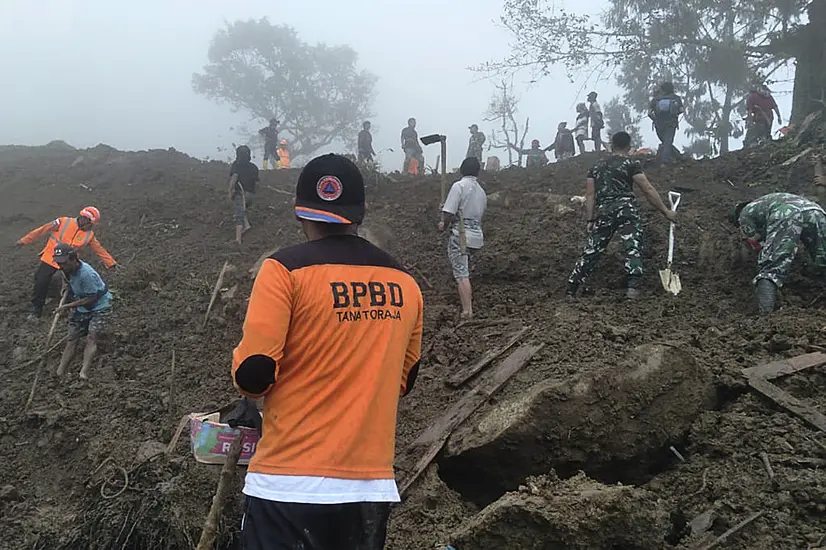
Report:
52,244,113,380
228,145,259,245
567,131,677,299
731,192,826,314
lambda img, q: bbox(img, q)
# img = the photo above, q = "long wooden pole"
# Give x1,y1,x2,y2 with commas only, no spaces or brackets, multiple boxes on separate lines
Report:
26,288,69,411
196,435,243,550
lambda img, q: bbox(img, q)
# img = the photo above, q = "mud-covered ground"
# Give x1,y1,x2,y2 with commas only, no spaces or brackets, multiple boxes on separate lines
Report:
0,139,825,549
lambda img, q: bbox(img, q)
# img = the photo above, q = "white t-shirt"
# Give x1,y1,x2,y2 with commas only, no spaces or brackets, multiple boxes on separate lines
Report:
244,473,400,504
443,176,487,249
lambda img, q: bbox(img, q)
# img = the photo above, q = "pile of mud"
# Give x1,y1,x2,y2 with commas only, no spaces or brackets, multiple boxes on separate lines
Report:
1,138,826,549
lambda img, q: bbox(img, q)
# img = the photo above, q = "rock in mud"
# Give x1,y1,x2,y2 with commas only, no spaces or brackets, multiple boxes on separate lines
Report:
449,473,668,550
0,485,22,502
440,343,715,503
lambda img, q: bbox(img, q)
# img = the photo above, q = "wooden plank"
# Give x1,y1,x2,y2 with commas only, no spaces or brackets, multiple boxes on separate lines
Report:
395,342,545,496
742,352,826,380
447,326,530,387
748,377,826,433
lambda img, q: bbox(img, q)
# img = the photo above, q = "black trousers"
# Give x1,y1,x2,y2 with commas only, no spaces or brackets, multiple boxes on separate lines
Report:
32,262,58,313
241,497,390,550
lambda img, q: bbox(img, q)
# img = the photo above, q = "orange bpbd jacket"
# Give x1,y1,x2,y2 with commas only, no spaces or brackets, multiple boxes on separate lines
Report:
232,235,423,480
277,146,290,169
19,217,116,269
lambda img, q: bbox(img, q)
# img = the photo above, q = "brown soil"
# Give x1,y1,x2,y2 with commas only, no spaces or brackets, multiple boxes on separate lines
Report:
0,138,825,549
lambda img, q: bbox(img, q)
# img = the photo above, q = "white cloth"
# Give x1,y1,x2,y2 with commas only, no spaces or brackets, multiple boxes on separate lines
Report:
442,176,487,249
244,473,400,504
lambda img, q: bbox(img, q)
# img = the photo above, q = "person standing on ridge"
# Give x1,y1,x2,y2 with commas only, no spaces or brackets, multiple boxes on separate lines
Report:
232,153,423,550
467,124,486,163
553,122,576,160
17,206,116,318
439,157,488,319
567,132,677,299
588,92,604,152
745,84,782,146
509,139,549,168
228,145,259,245
401,118,424,175
574,103,590,155
358,121,376,164
258,118,280,170
649,82,684,164
52,244,113,380
730,192,826,314
276,139,291,169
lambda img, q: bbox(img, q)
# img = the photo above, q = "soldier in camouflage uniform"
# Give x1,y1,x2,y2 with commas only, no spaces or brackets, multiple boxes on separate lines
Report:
732,192,826,313
467,124,486,163
567,131,677,298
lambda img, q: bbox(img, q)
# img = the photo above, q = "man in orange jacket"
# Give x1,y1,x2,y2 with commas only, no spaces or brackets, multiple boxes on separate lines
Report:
17,206,116,317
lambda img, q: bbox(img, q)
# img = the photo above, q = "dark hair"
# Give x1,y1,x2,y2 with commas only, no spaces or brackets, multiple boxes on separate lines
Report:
408,117,416,125
730,201,749,226
363,121,371,128
611,132,632,151
460,157,481,177
236,145,251,163
661,82,675,95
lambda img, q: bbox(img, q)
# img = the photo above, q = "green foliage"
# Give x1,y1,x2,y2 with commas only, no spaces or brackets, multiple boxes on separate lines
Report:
603,97,643,148
487,0,808,153
193,19,377,159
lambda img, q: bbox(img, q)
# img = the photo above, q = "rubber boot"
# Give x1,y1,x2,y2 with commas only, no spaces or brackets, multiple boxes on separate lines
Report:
566,282,579,298
756,279,777,314
626,275,643,299
262,158,269,170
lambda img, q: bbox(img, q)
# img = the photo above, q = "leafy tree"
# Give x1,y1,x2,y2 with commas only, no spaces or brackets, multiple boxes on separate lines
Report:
193,19,377,159
483,79,531,166
485,0,825,152
603,97,643,148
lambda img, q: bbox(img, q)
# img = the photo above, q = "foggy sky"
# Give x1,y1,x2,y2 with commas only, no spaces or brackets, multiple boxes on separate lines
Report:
0,0,793,169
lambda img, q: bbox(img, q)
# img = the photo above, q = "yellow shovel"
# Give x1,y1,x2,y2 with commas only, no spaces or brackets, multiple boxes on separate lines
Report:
659,191,682,295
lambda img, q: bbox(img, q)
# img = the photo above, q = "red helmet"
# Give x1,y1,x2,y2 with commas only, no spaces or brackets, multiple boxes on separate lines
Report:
79,206,101,224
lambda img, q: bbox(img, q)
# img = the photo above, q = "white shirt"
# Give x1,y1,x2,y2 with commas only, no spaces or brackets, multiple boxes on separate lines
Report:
443,175,487,249
244,473,400,504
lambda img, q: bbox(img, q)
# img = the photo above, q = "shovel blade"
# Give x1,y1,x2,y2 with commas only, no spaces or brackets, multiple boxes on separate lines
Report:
659,268,682,295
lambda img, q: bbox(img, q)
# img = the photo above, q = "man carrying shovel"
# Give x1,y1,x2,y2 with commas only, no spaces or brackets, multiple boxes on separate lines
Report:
439,157,487,318
567,132,677,299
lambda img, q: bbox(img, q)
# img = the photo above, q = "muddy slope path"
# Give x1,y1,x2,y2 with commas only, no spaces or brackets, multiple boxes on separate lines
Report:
0,140,825,549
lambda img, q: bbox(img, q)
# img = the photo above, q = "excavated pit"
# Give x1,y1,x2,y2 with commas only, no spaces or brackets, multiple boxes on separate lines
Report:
439,343,717,505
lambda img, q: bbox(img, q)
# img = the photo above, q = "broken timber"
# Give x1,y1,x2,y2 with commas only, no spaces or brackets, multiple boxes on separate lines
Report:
447,326,530,387
743,352,826,435
395,342,544,496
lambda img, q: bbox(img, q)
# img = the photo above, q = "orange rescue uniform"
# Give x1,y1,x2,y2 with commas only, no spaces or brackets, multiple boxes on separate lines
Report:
19,217,116,269
232,235,423,480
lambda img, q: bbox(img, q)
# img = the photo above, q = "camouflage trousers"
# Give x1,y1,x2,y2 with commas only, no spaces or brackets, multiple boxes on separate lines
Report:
756,208,826,286
568,203,643,286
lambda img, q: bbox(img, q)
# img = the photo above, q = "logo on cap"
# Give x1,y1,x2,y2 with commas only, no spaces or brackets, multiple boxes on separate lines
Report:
316,176,343,201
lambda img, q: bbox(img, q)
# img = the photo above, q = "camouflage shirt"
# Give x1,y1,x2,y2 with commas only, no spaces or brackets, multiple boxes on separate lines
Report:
467,131,486,155
587,155,644,209
739,193,825,241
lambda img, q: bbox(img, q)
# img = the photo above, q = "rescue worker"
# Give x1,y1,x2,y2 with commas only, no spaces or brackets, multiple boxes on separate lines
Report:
439,157,487,318
17,206,116,318
731,192,826,313
52,244,113,380
574,103,590,155
401,118,424,175
276,139,291,169
553,122,576,160
745,84,782,146
358,121,376,163
587,92,604,152
509,139,549,168
467,124,486,163
228,145,259,245
232,153,423,549
649,82,684,164
258,118,279,170
567,132,677,299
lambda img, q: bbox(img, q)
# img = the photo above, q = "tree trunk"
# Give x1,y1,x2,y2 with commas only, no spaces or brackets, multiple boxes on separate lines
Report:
720,88,733,154
790,0,826,125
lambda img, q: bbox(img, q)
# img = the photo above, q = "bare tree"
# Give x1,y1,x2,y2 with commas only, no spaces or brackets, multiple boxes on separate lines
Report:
484,79,531,167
